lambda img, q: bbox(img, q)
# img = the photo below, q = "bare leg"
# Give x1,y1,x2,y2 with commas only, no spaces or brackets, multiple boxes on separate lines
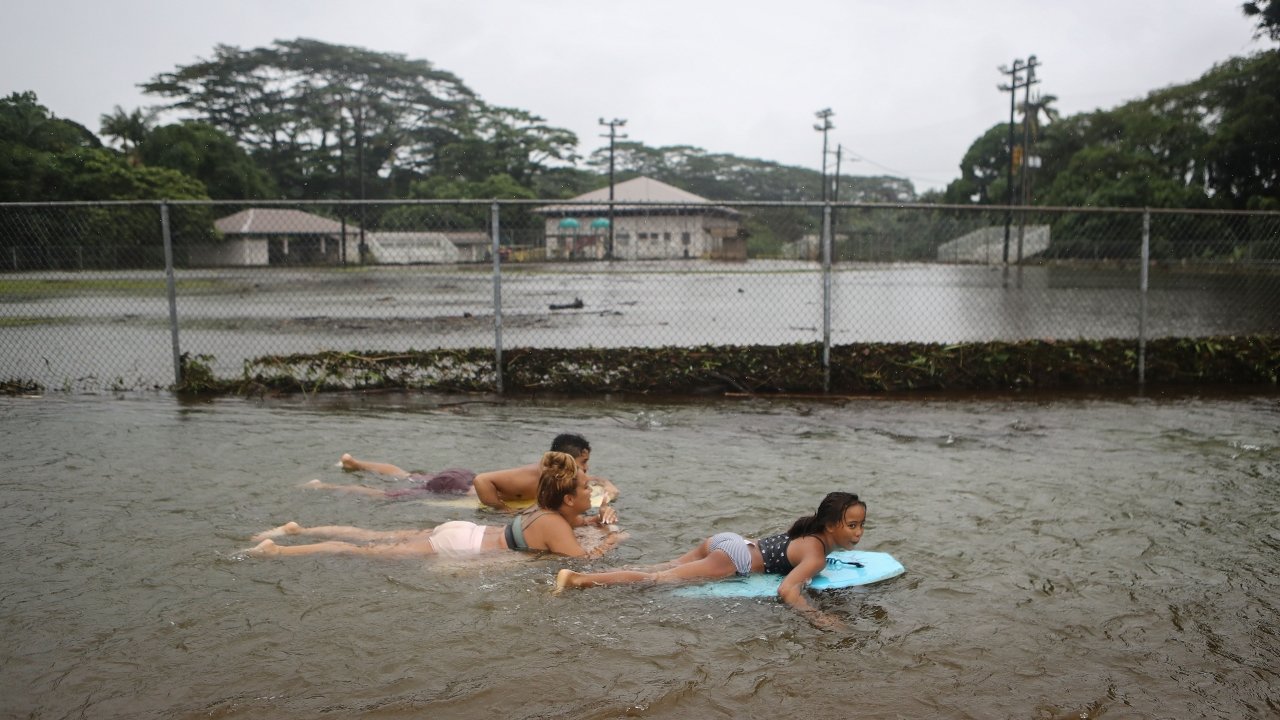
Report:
246,537,436,558
251,521,304,542
252,522,432,544
556,547,737,592
301,478,389,498
639,538,712,572
340,453,411,478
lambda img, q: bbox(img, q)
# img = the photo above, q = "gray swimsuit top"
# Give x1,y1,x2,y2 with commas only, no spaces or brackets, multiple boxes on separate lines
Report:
503,510,546,551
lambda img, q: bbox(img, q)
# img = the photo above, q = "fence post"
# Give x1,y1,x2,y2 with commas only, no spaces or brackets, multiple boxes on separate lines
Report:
161,201,182,386
1138,209,1150,386
491,201,504,394
821,204,833,393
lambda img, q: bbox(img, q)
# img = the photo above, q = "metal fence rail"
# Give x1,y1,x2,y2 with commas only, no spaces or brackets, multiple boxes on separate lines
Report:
2,199,1278,392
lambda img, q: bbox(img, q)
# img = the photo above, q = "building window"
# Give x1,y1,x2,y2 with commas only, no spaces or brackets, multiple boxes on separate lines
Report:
663,232,672,241
681,232,691,245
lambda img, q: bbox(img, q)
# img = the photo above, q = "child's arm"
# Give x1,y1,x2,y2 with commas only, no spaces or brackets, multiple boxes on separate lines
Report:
776,543,845,630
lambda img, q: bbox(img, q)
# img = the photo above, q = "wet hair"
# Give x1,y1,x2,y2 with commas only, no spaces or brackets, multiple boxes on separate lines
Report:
787,492,866,538
550,433,591,458
536,451,581,510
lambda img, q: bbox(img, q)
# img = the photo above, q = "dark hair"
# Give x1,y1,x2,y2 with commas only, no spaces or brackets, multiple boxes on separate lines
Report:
550,433,591,457
787,492,866,538
536,451,580,510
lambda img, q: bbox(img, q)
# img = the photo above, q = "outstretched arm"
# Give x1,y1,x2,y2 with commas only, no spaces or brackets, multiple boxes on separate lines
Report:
541,518,626,559
776,544,844,630
570,503,619,528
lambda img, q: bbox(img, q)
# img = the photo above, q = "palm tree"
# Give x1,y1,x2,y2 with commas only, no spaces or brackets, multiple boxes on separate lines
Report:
1018,93,1059,142
99,106,156,164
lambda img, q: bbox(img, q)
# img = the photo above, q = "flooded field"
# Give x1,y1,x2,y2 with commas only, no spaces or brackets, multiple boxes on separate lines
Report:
2,261,1277,390
1,390,1277,718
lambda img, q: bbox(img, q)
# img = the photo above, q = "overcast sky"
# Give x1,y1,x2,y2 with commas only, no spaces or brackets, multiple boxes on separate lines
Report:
4,0,1271,193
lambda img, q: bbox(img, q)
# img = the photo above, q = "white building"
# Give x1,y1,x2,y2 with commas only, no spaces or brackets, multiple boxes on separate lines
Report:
936,225,1051,264
534,176,745,261
364,232,459,264
202,208,361,266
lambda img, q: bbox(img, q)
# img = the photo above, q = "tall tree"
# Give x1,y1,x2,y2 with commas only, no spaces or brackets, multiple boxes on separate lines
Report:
436,105,579,185
1243,0,1280,40
943,125,1010,204
1200,51,1280,209
141,38,481,199
138,122,277,199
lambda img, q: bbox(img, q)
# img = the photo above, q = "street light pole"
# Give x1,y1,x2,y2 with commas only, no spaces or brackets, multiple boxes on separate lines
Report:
599,117,627,260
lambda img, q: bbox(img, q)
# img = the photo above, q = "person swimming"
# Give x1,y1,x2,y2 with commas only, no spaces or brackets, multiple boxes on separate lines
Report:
247,452,624,560
554,492,867,629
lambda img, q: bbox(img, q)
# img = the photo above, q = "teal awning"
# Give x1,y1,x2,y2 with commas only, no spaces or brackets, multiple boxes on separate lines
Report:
558,218,580,229
590,217,611,229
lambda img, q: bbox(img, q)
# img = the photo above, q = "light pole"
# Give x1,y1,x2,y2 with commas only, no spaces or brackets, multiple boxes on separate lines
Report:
599,117,627,260
814,108,835,202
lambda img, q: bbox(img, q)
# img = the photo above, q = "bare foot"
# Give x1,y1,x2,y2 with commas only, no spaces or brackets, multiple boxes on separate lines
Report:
301,479,325,489
340,453,359,471
251,521,302,543
554,568,579,594
245,539,279,556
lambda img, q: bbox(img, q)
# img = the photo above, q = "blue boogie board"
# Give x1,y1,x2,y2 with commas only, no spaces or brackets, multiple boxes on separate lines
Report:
672,550,905,598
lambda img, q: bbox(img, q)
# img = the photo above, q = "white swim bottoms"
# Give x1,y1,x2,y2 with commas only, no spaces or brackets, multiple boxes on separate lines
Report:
429,521,486,557
708,532,754,575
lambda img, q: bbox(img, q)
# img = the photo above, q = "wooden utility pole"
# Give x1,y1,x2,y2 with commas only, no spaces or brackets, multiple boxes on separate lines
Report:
598,118,627,260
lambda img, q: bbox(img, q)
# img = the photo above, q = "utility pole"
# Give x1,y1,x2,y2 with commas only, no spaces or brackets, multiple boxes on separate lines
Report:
599,117,627,260
1017,56,1040,266
997,57,1035,266
814,109,835,202
337,97,347,265
832,144,843,258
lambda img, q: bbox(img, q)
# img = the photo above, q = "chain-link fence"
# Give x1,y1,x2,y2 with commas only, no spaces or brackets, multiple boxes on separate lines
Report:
2,199,1278,392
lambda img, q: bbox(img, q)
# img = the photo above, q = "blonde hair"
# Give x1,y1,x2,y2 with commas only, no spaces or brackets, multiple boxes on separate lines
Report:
536,451,580,510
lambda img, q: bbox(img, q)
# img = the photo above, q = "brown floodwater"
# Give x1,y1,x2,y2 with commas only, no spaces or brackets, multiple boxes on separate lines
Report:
0,390,1277,718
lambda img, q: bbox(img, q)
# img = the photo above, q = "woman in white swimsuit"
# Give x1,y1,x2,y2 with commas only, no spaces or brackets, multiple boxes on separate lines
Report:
245,452,622,559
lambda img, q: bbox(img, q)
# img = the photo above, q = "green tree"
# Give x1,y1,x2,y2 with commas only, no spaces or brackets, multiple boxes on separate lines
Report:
943,124,1009,204
1243,0,1280,40
1,91,102,201
379,173,537,233
99,105,156,163
1199,51,1280,209
437,105,579,185
143,39,479,199
138,122,276,199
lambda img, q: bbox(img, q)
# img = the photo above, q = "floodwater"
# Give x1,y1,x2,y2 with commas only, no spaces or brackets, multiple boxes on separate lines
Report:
1,390,1277,718
2,261,1277,390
